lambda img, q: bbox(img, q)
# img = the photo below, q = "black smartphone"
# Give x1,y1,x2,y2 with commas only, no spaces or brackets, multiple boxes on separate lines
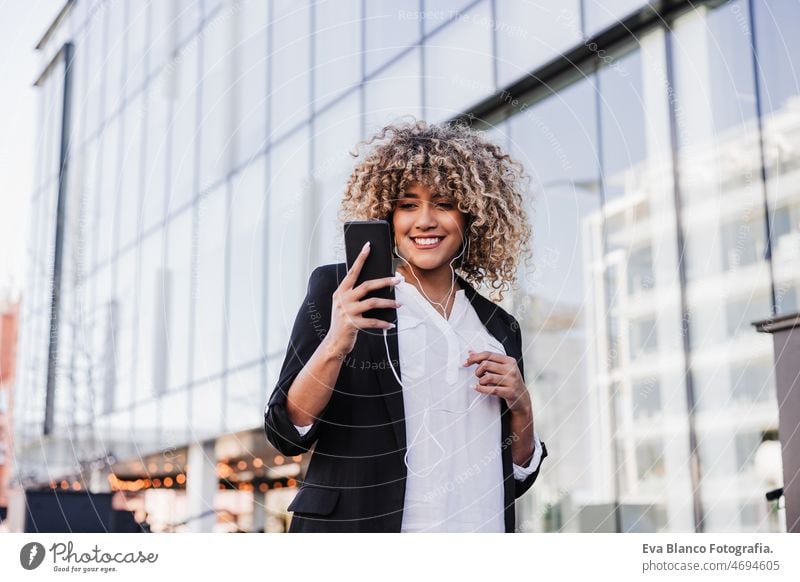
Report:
344,220,396,323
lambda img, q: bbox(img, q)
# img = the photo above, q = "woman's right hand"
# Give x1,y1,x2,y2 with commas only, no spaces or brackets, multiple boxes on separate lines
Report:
325,242,401,356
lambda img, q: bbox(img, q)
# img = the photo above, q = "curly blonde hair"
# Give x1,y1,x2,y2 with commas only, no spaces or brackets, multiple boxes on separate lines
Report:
339,118,532,301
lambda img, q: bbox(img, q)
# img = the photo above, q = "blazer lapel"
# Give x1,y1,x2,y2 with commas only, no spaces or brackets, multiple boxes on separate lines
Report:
367,273,519,454
457,274,520,533
368,325,407,452
456,274,519,361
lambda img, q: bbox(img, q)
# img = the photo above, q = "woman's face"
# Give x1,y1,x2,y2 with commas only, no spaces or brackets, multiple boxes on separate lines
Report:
391,182,468,272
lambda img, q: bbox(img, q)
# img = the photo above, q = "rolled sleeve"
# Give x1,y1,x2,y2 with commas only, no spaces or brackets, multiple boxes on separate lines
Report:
512,429,544,480
513,434,548,498
293,420,314,436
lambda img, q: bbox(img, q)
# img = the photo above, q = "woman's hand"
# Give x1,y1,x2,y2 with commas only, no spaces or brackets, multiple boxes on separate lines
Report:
463,350,531,414
325,242,402,357
464,349,535,466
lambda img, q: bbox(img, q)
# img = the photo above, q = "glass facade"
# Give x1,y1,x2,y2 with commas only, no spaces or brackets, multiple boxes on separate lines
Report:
14,0,799,532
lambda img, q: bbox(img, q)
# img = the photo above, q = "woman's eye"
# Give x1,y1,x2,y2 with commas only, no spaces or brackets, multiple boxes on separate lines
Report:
435,202,454,210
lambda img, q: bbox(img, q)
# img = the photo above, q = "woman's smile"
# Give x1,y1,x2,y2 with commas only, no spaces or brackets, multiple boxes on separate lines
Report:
410,235,445,249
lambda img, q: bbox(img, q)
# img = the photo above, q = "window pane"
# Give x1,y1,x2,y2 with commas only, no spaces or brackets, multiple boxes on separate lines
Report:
113,248,138,410
105,0,127,114
266,128,310,356
174,0,202,47
199,9,236,192
495,0,582,88
507,79,601,532
754,0,800,315
160,388,189,445
118,94,145,250
313,96,361,266
167,37,199,215
149,0,175,77
224,365,262,434
193,184,227,382
271,0,311,139
136,229,166,400
83,2,106,136
422,0,474,35
141,68,171,231
234,0,268,167
97,116,119,265
584,0,648,36
228,157,266,369
82,138,101,275
364,47,422,134
364,0,420,76
424,0,494,122
191,378,223,440
125,0,150,94
672,1,778,532
597,36,690,534
313,0,361,110
166,210,193,389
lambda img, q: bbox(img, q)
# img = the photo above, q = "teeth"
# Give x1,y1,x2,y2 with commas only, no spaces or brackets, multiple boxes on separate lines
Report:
413,237,441,245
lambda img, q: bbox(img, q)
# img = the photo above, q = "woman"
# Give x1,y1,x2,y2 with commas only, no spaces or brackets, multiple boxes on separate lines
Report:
265,119,547,532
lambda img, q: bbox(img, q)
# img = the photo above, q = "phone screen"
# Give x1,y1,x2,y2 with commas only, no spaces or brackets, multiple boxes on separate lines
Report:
343,220,396,323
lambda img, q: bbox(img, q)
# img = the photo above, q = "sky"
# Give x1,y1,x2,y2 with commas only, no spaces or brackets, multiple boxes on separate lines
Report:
0,0,64,301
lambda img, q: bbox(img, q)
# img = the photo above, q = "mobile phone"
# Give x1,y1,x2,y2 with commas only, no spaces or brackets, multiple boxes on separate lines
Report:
344,220,396,323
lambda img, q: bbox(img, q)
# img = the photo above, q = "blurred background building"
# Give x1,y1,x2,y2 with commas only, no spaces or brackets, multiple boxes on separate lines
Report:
8,0,798,532
0,294,20,527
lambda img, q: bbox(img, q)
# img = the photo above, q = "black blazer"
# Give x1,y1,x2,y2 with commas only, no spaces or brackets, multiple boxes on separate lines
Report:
264,263,548,532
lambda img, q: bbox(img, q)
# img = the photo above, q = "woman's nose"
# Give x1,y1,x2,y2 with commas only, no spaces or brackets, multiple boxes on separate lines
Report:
416,201,437,227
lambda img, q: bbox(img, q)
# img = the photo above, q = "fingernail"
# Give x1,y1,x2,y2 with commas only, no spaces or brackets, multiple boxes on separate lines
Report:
388,322,396,329
393,276,402,283
362,241,370,251
395,301,403,307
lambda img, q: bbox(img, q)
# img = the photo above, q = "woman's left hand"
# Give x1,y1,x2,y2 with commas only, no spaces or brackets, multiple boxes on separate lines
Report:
463,349,531,414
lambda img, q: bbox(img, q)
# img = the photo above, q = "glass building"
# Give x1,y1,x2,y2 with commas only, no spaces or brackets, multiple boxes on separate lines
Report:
13,0,798,532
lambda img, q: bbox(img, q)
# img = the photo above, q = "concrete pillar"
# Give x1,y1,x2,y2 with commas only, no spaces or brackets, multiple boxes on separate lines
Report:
251,490,267,533
754,313,800,533
186,439,217,532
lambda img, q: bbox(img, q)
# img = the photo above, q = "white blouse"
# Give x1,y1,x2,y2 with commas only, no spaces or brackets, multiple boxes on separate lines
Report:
288,273,543,532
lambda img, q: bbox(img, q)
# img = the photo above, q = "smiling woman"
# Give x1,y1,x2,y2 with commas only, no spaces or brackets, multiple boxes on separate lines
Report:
391,183,468,315
264,118,547,533
339,118,533,302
